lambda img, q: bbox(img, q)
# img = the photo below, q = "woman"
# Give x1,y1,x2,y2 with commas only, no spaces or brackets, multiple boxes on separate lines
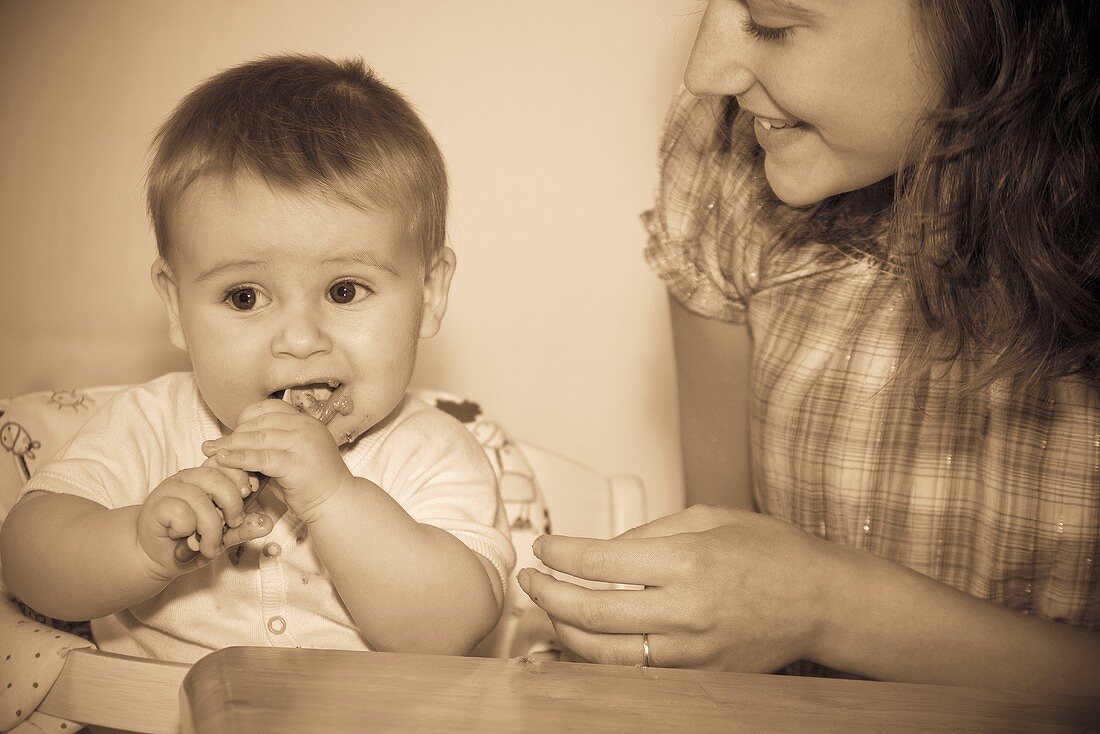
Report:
517,0,1099,695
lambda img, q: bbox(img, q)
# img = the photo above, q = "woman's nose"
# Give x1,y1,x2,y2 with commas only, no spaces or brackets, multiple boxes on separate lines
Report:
271,306,332,359
684,1,757,96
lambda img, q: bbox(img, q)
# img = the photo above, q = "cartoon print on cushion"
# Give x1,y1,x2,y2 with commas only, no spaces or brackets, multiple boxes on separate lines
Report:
435,398,481,424
47,388,90,412
0,411,40,484
431,395,548,535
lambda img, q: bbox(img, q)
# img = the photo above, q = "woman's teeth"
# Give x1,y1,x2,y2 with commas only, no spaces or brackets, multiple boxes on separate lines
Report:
757,117,799,130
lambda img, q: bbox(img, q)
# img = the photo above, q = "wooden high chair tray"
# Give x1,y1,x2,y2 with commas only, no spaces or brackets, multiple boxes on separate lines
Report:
179,646,1099,733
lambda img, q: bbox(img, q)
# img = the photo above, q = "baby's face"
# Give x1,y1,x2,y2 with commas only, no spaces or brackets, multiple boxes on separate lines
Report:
154,173,451,443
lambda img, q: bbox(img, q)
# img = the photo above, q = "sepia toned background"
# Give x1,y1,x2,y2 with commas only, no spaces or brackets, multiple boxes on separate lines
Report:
0,0,703,520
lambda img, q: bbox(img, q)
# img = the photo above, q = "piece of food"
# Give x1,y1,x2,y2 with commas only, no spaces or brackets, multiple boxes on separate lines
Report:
281,381,352,424
173,384,354,563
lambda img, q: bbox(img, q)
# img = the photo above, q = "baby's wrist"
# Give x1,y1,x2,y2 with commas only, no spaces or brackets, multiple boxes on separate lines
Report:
296,473,362,525
135,532,184,583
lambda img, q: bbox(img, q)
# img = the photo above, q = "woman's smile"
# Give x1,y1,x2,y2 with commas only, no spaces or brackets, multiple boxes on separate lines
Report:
752,115,810,153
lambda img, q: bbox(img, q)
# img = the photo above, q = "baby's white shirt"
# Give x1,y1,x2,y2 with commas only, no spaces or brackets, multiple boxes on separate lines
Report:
19,372,515,662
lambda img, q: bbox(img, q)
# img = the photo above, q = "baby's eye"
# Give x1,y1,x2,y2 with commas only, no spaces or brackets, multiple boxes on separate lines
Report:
328,280,369,305
224,287,266,311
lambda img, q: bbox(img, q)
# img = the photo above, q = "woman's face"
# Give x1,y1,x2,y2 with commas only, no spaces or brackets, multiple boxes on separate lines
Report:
685,0,942,206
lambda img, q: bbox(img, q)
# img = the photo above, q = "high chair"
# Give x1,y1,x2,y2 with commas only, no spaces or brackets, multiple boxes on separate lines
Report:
0,383,646,733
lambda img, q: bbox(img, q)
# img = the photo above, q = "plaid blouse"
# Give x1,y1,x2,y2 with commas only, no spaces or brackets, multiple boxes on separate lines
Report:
644,87,1100,629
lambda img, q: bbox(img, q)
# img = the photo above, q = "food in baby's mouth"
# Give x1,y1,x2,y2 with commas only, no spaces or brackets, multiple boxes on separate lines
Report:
281,381,353,424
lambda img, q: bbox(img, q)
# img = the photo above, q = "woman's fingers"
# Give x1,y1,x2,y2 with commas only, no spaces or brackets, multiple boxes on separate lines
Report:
532,535,677,586
551,620,652,666
615,505,740,540
517,568,659,634
549,620,690,668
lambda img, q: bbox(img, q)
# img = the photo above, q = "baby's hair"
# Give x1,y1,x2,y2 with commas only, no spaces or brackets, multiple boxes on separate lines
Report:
734,0,1099,392
146,54,447,264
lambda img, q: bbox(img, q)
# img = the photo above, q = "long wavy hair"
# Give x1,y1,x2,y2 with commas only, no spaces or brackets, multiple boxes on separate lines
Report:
736,0,1100,392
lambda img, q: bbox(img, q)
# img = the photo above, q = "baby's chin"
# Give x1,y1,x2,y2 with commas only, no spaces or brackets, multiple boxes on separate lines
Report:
325,415,371,448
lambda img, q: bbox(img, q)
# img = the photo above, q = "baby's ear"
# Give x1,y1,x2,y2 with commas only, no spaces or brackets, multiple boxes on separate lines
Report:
150,257,188,352
419,247,456,339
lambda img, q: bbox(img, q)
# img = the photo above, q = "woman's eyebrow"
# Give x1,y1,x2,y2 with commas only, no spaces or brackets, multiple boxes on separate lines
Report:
757,0,822,21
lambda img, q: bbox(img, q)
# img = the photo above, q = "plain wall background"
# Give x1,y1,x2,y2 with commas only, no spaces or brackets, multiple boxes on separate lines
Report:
0,0,703,520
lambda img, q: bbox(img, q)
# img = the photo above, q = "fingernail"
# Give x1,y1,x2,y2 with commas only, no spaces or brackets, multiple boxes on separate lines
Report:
516,569,529,590
201,440,215,454
532,536,543,556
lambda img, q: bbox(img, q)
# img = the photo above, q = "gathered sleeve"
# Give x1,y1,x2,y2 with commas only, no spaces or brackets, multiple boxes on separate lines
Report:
643,87,772,323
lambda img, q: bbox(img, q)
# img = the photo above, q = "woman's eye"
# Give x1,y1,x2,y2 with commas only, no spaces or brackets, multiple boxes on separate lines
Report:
225,287,261,311
328,280,366,305
742,16,794,42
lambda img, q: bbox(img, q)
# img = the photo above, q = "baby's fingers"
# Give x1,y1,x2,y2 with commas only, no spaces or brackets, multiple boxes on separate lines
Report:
210,447,289,480
235,399,299,428
149,496,199,541
184,466,248,529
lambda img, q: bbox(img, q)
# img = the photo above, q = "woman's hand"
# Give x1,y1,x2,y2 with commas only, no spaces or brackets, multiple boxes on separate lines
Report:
517,504,840,672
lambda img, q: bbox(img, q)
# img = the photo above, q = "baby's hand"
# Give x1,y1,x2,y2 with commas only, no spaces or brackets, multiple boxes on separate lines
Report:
201,398,354,523
138,458,272,577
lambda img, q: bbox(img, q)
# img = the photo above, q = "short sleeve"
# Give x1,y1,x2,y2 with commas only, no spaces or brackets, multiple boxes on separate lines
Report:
643,87,767,323
16,376,206,510
18,391,157,509
361,405,517,597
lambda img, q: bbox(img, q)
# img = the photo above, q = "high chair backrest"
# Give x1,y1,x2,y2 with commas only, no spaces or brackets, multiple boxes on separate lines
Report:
0,382,645,732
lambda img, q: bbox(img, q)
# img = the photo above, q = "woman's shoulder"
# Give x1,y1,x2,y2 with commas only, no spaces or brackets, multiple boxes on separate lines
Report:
644,88,797,321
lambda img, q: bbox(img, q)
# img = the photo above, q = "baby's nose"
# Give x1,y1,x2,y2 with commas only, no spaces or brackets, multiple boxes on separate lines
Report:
271,308,331,359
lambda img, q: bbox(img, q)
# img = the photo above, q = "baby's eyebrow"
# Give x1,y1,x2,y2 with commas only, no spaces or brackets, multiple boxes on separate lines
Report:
322,252,402,277
194,259,266,284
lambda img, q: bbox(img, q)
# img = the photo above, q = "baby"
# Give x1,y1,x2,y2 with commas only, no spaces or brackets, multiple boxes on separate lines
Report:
0,54,515,662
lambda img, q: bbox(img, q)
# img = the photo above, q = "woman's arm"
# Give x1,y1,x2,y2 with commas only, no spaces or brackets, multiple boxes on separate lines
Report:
519,506,1100,696
669,296,754,510
817,536,1100,694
